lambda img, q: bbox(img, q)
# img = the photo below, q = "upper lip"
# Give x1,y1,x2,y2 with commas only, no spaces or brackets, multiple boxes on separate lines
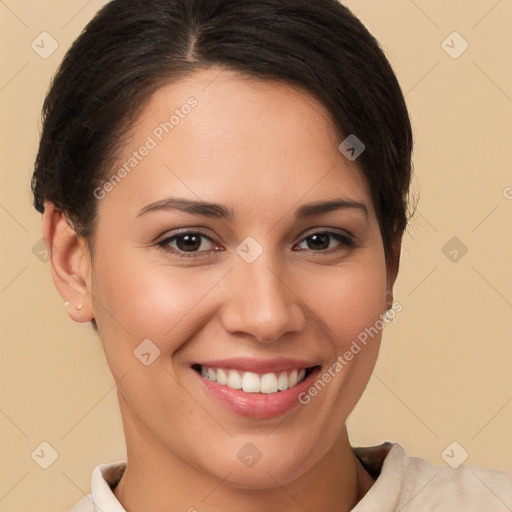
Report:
194,357,319,374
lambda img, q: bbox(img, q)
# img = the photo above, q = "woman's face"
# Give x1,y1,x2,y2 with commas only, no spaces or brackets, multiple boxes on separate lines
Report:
88,67,394,487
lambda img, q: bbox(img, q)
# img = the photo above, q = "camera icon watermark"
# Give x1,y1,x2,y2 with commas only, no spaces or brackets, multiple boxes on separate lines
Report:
442,237,468,263
32,237,54,263
237,442,262,468
134,339,161,366
441,441,469,469
31,441,59,469
31,31,59,59
236,236,263,264
339,134,365,161
441,31,469,59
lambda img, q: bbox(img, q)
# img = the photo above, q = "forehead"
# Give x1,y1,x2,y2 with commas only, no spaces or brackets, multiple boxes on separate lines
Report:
97,67,374,223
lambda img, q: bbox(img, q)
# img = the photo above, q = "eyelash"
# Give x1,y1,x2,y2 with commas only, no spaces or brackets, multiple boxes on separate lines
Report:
157,229,357,260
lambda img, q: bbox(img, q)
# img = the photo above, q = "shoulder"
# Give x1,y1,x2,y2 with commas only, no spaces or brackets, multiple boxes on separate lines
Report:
353,442,512,511
398,447,512,510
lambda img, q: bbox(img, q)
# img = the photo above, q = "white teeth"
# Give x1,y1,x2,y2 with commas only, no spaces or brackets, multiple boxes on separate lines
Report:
226,370,242,389
260,373,278,394
200,366,310,394
242,372,260,393
216,368,228,385
277,372,289,391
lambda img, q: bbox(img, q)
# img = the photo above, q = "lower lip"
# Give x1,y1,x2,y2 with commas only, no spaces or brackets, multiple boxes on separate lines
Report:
195,367,321,420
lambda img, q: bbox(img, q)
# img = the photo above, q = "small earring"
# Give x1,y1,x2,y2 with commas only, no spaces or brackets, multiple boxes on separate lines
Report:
383,308,394,323
64,301,82,311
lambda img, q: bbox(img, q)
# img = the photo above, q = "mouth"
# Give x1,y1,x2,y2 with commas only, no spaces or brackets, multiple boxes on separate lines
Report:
192,364,318,394
191,358,322,419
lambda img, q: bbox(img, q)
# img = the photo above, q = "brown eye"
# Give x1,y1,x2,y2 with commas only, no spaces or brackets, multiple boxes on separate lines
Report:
295,231,355,252
305,233,331,250
158,231,223,259
174,234,203,252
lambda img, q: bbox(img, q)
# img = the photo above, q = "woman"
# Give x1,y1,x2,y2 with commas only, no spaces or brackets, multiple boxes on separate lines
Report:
31,0,511,510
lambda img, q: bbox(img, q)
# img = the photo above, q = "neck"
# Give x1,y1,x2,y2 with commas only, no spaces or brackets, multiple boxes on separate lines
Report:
113,400,375,512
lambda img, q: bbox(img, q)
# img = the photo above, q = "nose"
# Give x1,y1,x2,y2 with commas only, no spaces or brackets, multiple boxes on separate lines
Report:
219,253,306,343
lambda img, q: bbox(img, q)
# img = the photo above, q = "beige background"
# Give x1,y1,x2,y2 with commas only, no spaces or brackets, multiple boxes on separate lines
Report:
1,0,511,510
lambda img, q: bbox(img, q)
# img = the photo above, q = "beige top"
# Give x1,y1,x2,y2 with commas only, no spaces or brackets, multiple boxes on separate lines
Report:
69,442,512,511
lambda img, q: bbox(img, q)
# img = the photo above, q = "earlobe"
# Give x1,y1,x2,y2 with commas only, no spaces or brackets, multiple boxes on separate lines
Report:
41,201,94,323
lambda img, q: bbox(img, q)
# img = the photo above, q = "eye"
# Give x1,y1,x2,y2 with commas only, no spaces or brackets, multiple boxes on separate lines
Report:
158,231,223,259
157,229,356,260
294,231,356,253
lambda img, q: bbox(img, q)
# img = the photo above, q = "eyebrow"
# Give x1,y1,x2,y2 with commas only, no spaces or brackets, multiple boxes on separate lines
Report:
136,197,369,221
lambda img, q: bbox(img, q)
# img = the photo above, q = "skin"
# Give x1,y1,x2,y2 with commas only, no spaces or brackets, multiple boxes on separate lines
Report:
43,67,401,511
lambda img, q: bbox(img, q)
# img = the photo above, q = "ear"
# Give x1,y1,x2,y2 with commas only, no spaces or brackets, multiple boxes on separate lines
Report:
385,232,403,308
41,201,94,323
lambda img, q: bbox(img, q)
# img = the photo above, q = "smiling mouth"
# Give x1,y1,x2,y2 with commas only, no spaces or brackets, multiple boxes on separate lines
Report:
192,364,319,394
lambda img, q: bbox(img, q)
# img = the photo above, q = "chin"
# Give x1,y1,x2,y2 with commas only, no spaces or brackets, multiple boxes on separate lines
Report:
194,439,320,490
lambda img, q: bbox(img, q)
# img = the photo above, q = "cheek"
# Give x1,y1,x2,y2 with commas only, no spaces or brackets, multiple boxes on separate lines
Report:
297,263,387,435
310,259,387,349
90,245,227,358
299,252,387,412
